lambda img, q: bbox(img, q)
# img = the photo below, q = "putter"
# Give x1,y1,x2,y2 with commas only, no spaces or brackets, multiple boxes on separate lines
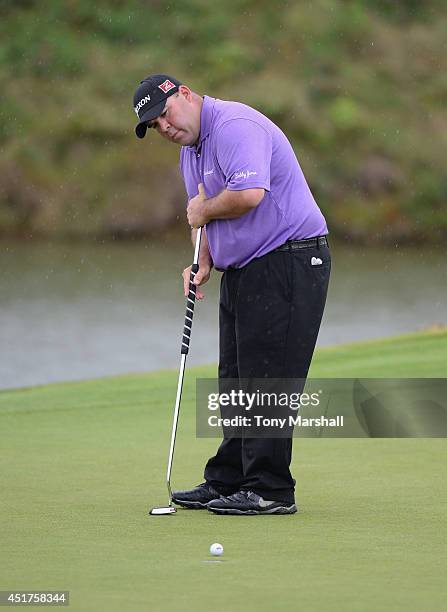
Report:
150,227,203,515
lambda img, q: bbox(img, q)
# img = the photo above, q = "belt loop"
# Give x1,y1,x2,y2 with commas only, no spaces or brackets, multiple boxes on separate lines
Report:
288,240,293,254
316,236,320,250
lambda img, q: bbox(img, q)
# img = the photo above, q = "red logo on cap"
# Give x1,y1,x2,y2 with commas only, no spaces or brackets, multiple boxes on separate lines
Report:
158,79,176,94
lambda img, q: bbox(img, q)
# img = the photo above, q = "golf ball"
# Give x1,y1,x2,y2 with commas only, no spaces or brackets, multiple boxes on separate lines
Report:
210,542,223,556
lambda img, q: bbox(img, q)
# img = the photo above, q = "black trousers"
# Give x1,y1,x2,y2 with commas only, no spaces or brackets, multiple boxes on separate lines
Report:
204,240,331,503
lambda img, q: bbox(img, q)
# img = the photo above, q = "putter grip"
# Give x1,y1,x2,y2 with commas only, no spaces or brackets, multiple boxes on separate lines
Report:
181,263,199,355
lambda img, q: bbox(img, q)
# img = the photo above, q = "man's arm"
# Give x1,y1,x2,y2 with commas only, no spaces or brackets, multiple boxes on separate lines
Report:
201,187,265,221
187,184,265,228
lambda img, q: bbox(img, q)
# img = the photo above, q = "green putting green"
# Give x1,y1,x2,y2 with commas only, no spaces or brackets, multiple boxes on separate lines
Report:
1,329,446,611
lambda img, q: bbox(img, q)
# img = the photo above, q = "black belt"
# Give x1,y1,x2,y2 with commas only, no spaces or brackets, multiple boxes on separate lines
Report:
274,236,328,252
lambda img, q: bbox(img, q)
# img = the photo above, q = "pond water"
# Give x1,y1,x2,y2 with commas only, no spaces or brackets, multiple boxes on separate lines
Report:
1,237,445,389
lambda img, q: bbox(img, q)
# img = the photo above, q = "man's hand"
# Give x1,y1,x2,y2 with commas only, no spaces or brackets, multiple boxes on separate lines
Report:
182,262,211,300
187,183,209,228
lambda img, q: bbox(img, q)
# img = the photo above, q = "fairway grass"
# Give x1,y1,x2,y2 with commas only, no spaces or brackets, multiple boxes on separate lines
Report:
1,329,446,611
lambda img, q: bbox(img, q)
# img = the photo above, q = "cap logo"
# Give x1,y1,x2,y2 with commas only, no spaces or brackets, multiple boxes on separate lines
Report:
158,79,176,94
134,94,151,116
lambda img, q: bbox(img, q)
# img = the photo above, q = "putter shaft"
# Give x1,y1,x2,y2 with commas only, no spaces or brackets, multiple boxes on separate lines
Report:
150,227,202,515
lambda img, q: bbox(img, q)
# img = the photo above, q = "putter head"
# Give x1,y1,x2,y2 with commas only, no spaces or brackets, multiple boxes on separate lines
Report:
149,506,177,515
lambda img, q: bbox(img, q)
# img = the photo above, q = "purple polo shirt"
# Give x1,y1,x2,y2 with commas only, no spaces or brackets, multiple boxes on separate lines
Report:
180,96,328,270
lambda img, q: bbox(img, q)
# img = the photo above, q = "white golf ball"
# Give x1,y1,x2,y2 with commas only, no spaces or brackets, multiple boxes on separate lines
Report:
210,542,223,556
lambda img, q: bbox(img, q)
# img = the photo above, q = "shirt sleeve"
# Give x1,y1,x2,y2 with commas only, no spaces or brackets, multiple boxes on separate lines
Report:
179,148,192,200
215,119,272,191
179,146,198,201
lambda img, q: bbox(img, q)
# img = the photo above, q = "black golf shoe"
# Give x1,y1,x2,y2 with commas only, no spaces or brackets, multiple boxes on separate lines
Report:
171,482,223,509
207,490,297,515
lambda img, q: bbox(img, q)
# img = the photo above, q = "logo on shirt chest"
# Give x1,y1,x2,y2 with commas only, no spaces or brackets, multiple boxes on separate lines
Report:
234,170,258,180
204,169,214,176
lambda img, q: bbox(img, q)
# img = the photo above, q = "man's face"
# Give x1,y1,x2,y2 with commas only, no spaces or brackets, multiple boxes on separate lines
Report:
148,86,200,146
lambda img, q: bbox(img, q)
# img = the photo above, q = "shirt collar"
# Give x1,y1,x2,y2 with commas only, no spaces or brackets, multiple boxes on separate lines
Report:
186,95,216,152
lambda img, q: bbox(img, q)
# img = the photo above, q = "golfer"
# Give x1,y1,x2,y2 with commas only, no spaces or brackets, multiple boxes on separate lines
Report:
133,74,331,515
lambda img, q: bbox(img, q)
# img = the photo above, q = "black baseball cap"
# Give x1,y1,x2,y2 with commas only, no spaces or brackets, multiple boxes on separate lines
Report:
133,74,182,138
